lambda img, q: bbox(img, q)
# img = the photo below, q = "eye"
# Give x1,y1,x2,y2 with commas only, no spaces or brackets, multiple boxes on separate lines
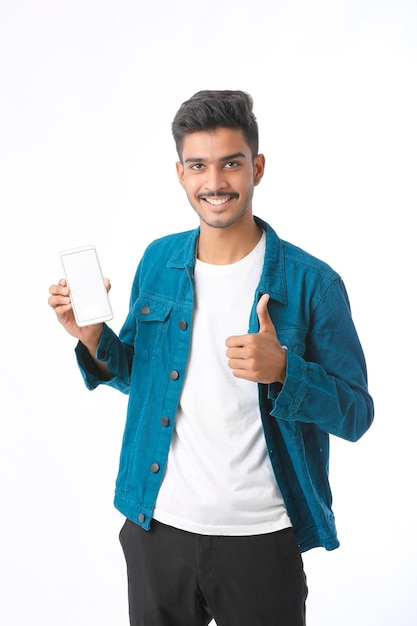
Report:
190,163,204,170
224,161,239,169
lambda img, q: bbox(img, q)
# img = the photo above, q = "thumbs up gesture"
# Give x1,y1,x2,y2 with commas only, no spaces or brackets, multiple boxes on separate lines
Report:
225,294,287,384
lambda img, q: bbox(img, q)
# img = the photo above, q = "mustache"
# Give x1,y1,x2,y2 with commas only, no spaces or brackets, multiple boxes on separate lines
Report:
197,191,239,199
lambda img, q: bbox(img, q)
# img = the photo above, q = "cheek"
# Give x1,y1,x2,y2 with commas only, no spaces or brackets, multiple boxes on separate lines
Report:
182,177,200,195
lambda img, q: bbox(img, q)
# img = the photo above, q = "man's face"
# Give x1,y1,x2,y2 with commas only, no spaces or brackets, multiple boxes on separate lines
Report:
176,127,265,230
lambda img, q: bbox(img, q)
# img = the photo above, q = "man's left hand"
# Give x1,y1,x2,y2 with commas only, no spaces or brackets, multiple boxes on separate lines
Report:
225,294,287,384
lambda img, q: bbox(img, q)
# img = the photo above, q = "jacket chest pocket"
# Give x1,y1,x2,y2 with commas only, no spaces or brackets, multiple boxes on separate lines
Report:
133,298,173,359
276,329,307,357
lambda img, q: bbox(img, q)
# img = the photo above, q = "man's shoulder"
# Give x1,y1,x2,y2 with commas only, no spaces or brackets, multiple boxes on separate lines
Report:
259,216,339,282
143,228,198,259
280,238,339,280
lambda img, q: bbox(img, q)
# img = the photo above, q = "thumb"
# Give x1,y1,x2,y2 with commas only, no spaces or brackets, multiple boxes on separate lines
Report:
103,277,112,293
257,294,275,333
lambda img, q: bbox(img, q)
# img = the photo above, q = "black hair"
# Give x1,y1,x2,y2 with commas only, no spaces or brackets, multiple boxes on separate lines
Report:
172,90,259,160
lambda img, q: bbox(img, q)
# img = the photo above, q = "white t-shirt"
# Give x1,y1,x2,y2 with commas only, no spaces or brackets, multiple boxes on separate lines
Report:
153,232,291,535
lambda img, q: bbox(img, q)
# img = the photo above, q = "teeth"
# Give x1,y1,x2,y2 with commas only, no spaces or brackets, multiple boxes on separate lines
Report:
205,197,229,206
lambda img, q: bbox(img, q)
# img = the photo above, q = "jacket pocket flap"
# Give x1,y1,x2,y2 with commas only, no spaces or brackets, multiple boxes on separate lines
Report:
132,298,173,322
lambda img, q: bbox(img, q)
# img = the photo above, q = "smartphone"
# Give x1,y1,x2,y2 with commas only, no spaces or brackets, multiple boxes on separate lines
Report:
59,245,113,327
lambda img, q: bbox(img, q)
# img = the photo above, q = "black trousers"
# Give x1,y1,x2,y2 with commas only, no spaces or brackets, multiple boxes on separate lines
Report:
119,519,307,626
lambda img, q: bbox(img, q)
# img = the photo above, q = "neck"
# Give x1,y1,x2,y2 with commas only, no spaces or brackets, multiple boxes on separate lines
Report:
197,215,262,265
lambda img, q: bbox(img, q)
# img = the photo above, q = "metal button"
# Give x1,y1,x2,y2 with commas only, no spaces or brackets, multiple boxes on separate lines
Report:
160,416,170,427
169,370,180,381
141,305,150,315
150,463,160,474
138,513,145,523
178,320,188,330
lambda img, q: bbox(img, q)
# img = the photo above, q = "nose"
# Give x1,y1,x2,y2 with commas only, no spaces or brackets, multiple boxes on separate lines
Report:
203,166,227,192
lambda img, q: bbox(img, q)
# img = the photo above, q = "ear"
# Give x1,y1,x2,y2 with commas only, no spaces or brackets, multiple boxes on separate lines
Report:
176,161,185,188
253,153,265,186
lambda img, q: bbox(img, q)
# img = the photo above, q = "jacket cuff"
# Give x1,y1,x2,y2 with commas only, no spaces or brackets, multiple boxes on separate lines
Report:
269,350,309,421
75,324,116,390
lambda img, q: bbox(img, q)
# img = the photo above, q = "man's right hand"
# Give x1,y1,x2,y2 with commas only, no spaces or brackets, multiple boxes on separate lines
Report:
48,277,110,359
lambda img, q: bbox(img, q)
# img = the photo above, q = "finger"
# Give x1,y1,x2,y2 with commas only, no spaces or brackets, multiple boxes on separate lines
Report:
225,335,246,348
48,283,71,310
49,280,69,296
256,294,275,333
230,368,256,381
227,358,249,372
226,347,245,362
48,295,71,310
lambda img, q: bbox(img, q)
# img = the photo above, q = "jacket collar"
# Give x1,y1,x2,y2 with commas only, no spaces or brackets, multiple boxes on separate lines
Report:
254,217,288,305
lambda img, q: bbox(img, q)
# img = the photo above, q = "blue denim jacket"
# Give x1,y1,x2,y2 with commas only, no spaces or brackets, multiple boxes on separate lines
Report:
76,217,374,552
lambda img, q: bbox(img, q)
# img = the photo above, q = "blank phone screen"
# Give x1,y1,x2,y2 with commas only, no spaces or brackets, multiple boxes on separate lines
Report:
60,246,113,326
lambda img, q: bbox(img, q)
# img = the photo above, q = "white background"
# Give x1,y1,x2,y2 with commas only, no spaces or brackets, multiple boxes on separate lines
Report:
1,1,416,624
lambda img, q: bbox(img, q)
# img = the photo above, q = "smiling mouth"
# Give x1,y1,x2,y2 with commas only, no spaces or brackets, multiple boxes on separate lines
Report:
199,193,238,206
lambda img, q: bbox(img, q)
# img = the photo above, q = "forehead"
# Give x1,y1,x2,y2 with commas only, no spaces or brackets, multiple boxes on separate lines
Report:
181,127,250,160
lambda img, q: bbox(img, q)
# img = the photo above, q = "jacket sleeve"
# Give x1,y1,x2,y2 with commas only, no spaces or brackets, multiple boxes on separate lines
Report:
270,277,374,441
74,264,143,393
75,323,133,394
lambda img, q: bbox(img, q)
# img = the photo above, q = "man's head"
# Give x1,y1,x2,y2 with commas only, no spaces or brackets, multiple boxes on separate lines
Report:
173,93,265,233
172,90,259,161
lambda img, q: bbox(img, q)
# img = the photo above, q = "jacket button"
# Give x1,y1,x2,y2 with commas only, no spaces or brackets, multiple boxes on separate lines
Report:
150,463,160,474
178,320,188,330
160,416,170,427
141,305,150,315
138,513,145,523
169,370,180,381
97,349,106,360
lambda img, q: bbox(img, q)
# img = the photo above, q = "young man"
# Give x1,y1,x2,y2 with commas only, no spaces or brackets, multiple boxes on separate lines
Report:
48,90,374,626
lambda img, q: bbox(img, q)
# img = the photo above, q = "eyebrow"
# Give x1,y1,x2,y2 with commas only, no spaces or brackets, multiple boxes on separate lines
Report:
184,152,247,164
